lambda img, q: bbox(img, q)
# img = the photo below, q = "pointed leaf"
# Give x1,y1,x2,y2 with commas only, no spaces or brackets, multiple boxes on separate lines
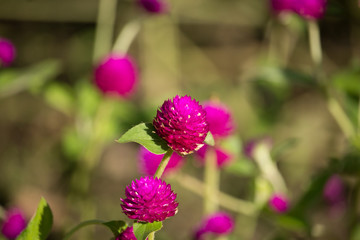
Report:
133,221,162,240
102,221,127,237
204,132,214,146
117,123,169,154
16,197,53,240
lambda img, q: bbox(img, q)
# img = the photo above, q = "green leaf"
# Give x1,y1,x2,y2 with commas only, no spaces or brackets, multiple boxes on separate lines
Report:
133,221,162,240
102,221,127,237
16,197,53,240
117,123,169,154
44,83,74,115
204,132,215,146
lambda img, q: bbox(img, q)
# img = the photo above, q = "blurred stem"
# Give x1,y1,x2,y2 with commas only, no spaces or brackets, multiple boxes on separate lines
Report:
148,232,155,240
93,0,118,63
63,219,104,240
154,149,173,178
204,147,219,214
0,206,5,219
113,18,142,54
307,20,322,81
175,173,257,216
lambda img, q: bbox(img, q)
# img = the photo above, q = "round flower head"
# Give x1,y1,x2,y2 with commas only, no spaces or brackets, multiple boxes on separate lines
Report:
94,54,137,98
195,145,232,168
153,95,209,155
202,101,234,139
195,212,234,240
323,175,345,205
121,176,178,223
293,0,327,19
116,227,137,240
270,0,295,14
269,194,289,213
138,146,184,176
0,38,16,67
1,208,26,239
138,0,167,14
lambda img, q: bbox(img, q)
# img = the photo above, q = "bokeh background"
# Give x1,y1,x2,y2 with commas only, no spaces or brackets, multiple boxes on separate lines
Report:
0,0,360,239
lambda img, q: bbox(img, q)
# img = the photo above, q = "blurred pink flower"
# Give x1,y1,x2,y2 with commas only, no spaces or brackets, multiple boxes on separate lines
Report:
138,146,184,176
94,54,138,98
323,175,345,205
270,0,295,14
195,145,233,168
1,208,26,239
0,38,16,67
269,194,289,213
116,226,137,240
138,0,168,14
293,0,327,19
194,212,234,240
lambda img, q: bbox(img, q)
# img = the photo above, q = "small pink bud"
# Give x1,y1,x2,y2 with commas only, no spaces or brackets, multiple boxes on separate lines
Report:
0,38,16,67
194,212,234,240
1,208,27,239
293,0,327,20
323,175,345,205
269,194,289,213
138,0,168,14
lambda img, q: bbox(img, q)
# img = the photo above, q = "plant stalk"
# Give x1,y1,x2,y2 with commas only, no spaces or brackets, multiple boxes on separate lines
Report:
63,219,105,240
154,149,173,178
113,18,142,54
204,147,219,214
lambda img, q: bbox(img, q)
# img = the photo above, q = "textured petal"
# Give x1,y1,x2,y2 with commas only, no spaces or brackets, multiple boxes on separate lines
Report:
116,227,137,240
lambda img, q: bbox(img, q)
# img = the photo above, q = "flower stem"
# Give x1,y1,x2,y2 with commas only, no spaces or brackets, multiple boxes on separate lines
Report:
204,147,219,214
113,18,142,54
307,20,322,81
154,149,173,178
63,219,105,240
148,232,155,240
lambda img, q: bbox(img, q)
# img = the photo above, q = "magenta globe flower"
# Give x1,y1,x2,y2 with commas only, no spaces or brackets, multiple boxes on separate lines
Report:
202,101,234,139
94,54,137,98
121,176,178,223
138,0,167,14
116,227,137,240
195,145,232,168
0,38,16,67
270,0,295,14
323,175,345,205
153,95,209,155
293,0,327,19
194,212,234,240
269,194,289,213
138,146,184,176
1,209,26,239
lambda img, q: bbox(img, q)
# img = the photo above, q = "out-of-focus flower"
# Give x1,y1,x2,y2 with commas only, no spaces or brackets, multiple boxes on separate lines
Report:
270,0,295,14
0,208,27,239
195,145,232,168
94,54,137,98
194,212,234,240
293,0,327,19
153,95,209,155
202,101,234,139
0,38,16,67
243,137,273,159
116,227,137,240
121,176,178,223
269,194,288,213
138,146,184,176
138,0,167,14
323,175,345,205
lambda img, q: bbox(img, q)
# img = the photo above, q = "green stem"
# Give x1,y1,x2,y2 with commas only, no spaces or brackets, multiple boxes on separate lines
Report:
204,147,219,214
307,20,322,81
113,18,142,54
93,0,118,63
148,232,155,240
63,219,105,240
154,149,173,178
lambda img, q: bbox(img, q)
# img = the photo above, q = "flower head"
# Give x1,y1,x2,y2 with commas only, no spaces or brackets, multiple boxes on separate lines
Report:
323,175,345,205
94,54,137,98
0,38,16,67
1,209,26,239
153,95,209,155
269,194,288,213
194,212,234,240
121,176,178,223
138,0,167,14
116,227,137,240
138,146,184,176
202,101,234,139
195,145,233,168
270,0,295,14
293,0,327,19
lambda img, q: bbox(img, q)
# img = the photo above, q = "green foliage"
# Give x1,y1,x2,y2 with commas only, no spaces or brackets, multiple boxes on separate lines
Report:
44,83,74,115
204,132,215,146
16,197,53,240
102,221,128,237
117,123,169,154
225,159,257,177
133,221,162,240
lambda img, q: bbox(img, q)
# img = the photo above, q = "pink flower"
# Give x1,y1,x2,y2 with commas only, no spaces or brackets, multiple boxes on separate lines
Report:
153,95,209,155
202,101,234,139
1,209,26,239
138,0,167,14
121,176,178,223
94,54,138,98
323,175,345,205
138,146,184,176
269,194,289,213
195,145,233,168
0,38,16,67
116,227,137,240
293,0,327,19
194,212,234,240
270,0,295,14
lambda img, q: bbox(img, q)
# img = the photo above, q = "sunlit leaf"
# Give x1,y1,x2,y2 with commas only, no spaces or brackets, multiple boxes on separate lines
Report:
133,221,162,240
102,221,127,237
204,132,214,146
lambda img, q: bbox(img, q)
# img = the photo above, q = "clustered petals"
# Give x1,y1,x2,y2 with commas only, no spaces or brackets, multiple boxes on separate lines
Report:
94,54,138,98
269,0,327,19
0,38,16,67
153,95,209,155
269,194,289,213
1,208,27,239
116,227,137,240
121,176,178,223
194,212,234,240
138,0,167,14
138,146,184,176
